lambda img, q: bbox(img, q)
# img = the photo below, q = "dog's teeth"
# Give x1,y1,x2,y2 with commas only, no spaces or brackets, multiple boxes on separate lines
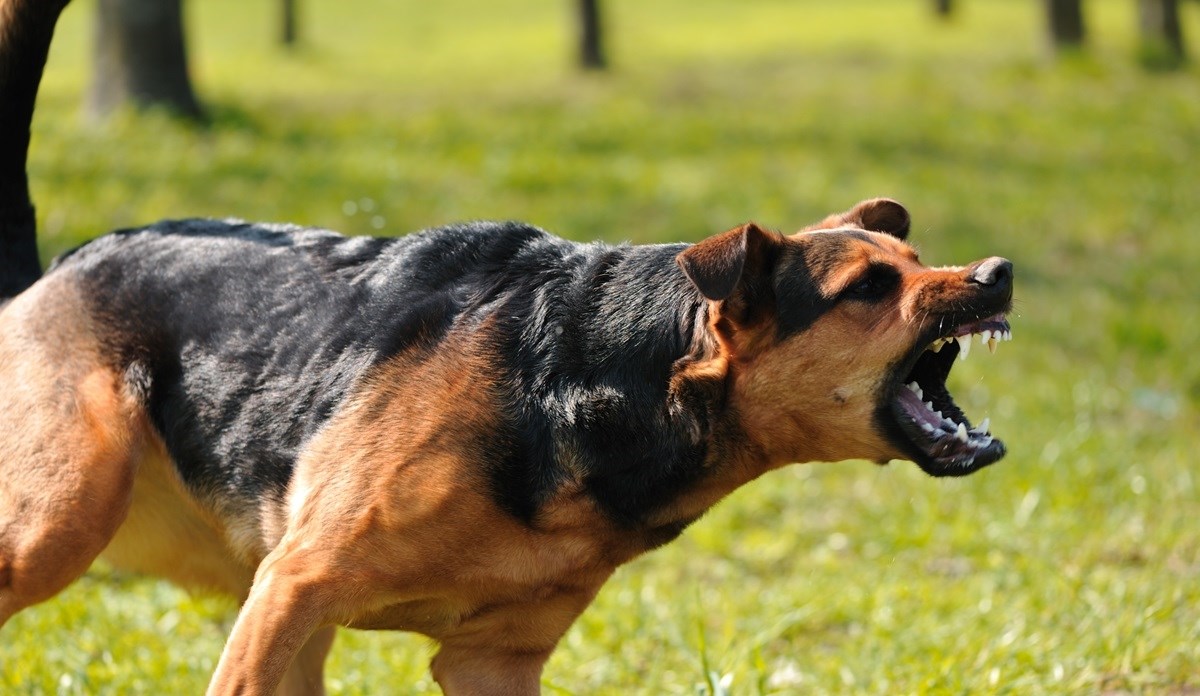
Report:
955,422,969,442
930,339,944,352
979,330,990,344
934,410,943,420
957,335,971,360
925,401,935,411
1004,329,1012,341
971,417,990,434
907,381,920,394
988,336,998,354
921,422,935,433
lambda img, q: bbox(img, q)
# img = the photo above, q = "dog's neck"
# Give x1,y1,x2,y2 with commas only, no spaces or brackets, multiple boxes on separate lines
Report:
528,243,782,537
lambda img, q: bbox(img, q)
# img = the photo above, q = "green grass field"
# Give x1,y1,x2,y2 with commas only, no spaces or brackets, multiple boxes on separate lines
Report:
3,0,1199,693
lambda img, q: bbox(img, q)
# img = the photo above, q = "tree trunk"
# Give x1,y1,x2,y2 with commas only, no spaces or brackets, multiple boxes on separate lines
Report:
0,0,72,296
934,0,955,18
576,0,605,70
1138,0,1187,62
281,0,298,47
88,0,203,120
1045,0,1086,49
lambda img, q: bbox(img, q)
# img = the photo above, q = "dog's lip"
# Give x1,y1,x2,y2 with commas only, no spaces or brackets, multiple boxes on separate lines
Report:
884,313,1011,476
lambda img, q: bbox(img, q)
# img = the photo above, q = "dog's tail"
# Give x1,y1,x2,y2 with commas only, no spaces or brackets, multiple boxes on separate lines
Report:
0,0,72,301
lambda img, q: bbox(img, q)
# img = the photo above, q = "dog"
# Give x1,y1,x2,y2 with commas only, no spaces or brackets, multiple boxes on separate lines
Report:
0,1,1013,694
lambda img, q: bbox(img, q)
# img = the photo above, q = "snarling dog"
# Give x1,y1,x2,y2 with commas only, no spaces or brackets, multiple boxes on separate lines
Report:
0,2,1013,694
0,199,1012,694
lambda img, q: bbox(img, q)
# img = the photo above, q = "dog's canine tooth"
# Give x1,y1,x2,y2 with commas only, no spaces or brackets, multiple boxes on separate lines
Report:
957,335,971,360
955,422,969,442
979,330,990,344
972,417,990,434
988,336,998,354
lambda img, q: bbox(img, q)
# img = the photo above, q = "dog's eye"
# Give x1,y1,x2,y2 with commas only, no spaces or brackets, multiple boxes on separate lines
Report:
844,266,898,301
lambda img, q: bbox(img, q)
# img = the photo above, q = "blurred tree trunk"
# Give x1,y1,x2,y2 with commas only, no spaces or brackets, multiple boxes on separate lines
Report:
281,0,298,47
0,0,72,295
1045,0,1086,48
933,0,954,18
1138,0,1186,62
88,0,203,120
576,0,605,70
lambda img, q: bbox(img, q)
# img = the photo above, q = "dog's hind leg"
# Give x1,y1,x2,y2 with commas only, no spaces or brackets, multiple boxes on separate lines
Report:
205,543,349,696
276,625,337,696
0,282,144,627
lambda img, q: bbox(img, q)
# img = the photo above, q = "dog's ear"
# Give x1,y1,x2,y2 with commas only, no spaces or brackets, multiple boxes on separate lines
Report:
677,223,781,302
806,198,911,240
671,223,782,425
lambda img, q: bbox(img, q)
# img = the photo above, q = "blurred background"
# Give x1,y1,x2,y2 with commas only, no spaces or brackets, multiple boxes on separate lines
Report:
4,0,1199,693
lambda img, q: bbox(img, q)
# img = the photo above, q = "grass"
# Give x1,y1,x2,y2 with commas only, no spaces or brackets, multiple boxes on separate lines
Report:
4,0,1200,693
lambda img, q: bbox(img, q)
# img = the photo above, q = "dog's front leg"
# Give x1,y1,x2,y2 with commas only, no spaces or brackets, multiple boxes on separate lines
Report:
206,546,342,696
277,625,337,696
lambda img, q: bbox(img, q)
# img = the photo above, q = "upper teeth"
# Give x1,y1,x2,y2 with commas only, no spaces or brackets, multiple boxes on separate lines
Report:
956,335,971,360
929,327,1012,359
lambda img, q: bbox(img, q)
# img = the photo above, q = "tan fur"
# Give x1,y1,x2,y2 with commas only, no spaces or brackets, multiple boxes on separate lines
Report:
100,435,256,597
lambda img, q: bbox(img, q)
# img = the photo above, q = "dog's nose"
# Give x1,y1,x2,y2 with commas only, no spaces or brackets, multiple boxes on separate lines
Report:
969,257,1013,288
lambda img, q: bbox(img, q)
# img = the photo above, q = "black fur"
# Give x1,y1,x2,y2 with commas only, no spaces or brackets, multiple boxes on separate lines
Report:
774,244,839,337
54,219,720,528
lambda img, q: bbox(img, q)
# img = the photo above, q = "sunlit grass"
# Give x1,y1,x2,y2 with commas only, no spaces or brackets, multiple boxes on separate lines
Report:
4,0,1199,693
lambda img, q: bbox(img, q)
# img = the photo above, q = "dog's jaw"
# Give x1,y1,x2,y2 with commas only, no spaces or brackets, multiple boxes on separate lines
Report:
883,313,1012,476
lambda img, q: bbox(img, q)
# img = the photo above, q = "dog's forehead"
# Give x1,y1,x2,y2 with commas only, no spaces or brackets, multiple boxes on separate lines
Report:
784,227,920,284
770,227,916,336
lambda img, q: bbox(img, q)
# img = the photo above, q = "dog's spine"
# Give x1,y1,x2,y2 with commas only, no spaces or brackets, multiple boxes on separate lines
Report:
0,0,72,300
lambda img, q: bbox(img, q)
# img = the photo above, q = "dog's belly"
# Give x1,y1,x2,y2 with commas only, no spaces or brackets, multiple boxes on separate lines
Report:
100,442,256,598
346,597,463,634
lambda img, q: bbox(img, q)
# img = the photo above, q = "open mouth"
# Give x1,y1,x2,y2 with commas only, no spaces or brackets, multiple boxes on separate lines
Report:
887,313,1011,476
